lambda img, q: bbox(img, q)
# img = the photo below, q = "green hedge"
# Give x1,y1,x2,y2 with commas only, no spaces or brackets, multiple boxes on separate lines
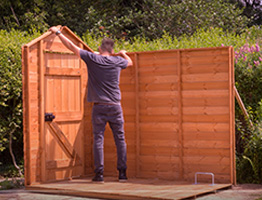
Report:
83,26,259,52
0,29,41,166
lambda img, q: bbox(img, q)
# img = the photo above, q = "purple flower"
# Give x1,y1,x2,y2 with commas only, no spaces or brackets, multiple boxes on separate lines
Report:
259,57,262,62
256,43,260,52
243,43,249,51
254,60,260,66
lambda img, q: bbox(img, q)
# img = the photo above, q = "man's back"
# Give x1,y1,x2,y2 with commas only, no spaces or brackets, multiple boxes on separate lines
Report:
80,49,128,104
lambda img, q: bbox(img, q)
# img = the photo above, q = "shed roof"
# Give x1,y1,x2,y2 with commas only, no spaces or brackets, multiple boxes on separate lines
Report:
23,25,93,53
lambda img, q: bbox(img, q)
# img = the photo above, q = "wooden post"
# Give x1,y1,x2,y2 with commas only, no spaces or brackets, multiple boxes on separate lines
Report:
134,53,140,177
79,43,84,119
39,40,46,183
177,50,184,180
22,45,31,185
228,47,235,185
79,43,85,176
231,47,237,185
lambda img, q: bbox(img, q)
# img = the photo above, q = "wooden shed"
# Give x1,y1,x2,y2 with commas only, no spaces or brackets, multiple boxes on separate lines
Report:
22,26,235,199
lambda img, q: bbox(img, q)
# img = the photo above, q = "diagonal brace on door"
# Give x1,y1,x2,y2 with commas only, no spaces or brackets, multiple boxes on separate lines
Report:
47,121,81,162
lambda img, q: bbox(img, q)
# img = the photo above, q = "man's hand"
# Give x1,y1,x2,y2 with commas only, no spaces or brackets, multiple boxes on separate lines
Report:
119,50,127,55
115,50,127,56
49,26,60,34
116,50,133,67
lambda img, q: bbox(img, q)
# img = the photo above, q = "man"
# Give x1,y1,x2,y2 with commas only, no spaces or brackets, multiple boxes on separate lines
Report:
49,26,133,183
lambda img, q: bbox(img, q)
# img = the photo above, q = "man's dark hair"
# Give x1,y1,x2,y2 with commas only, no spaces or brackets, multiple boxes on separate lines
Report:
100,38,114,53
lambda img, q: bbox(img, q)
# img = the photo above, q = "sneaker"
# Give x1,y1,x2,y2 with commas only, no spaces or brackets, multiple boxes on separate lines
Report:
92,173,104,183
119,169,127,182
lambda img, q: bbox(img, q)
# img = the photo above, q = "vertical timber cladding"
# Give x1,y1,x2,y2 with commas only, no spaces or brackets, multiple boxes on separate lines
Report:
43,35,84,182
22,27,92,185
22,43,40,185
104,47,234,183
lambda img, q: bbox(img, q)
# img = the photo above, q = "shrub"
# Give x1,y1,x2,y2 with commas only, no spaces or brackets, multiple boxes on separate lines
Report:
0,178,24,190
0,0,251,40
0,29,41,168
88,0,249,40
234,41,262,183
84,27,253,52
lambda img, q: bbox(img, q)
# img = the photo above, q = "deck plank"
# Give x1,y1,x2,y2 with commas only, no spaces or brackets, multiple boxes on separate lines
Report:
26,177,231,200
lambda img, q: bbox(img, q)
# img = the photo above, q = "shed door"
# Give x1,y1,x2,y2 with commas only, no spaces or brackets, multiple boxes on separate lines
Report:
42,50,85,182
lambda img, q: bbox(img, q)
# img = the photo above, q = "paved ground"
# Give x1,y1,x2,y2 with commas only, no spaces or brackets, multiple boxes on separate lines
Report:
197,184,262,200
0,184,261,200
0,189,102,200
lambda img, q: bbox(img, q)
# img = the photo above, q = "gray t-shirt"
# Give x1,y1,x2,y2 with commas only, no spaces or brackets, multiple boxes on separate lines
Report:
80,49,128,104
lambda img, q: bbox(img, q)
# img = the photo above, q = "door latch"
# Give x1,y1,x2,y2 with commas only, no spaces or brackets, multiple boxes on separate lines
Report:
45,113,55,122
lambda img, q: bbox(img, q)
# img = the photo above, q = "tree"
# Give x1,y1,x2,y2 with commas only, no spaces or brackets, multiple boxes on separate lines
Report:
0,0,48,32
43,0,96,36
230,0,262,26
88,0,250,39
1,0,250,39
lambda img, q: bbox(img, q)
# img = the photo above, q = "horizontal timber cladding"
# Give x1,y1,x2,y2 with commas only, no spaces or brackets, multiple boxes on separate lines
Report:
100,47,235,183
180,48,234,184
23,26,235,186
103,47,235,183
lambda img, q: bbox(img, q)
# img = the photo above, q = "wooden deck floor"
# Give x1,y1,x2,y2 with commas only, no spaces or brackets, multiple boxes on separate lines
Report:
26,177,232,200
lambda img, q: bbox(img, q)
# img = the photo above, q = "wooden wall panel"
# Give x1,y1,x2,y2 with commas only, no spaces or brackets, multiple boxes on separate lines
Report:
103,47,234,183
180,48,233,183
29,43,41,184
22,42,42,185
43,49,85,182
131,51,180,179
23,27,92,185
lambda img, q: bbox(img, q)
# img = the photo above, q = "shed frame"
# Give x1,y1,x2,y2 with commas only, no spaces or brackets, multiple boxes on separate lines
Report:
22,26,235,193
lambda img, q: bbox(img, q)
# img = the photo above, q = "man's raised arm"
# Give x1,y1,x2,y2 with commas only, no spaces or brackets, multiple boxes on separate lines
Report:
117,50,133,67
49,26,81,58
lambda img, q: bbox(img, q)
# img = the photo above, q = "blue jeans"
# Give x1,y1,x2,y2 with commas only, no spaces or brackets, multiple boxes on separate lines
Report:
92,104,127,174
